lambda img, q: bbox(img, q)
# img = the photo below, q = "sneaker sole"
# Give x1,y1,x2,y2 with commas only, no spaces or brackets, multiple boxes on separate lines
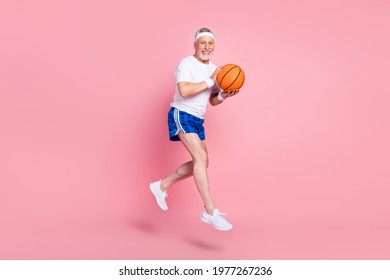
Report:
201,216,233,231
149,183,168,211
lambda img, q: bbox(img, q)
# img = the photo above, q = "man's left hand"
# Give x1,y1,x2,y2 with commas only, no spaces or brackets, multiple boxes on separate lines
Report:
221,89,240,99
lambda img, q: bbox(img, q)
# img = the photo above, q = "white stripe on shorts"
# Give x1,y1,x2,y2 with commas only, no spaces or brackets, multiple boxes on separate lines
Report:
174,108,186,134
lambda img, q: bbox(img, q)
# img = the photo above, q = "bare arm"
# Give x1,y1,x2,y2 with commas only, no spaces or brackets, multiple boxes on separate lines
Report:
177,66,221,97
209,89,240,106
177,81,209,97
209,91,223,106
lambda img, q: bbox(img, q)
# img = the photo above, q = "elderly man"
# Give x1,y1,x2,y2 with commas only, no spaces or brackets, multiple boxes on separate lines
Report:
150,28,239,231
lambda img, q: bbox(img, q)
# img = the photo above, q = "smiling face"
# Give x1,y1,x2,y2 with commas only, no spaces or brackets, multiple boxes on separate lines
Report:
194,36,215,63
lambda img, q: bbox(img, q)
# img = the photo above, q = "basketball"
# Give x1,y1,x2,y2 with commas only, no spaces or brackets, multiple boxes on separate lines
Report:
216,64,245,91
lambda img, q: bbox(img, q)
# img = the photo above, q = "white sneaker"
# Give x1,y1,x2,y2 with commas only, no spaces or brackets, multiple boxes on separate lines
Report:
201,209,233,231
149,180,168,210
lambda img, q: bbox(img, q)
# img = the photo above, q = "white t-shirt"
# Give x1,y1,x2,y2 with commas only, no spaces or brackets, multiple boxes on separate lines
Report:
171,55,217,119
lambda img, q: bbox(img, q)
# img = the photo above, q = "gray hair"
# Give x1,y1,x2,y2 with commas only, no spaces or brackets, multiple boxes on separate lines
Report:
194,27,215,40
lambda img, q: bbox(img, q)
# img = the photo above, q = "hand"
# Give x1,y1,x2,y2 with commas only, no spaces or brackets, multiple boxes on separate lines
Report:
210,66,222,83
221,89,240,99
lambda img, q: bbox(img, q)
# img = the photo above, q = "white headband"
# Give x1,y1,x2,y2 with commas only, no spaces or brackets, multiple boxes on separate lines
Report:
194,32,215,41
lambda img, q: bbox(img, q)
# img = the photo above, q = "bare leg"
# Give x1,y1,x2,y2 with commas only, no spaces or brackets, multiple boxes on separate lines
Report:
153,132,231,230
160,160,194,192
175,132,215,214
160,136,210,192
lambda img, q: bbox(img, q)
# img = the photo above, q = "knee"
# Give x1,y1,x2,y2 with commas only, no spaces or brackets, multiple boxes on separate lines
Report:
193,151,209,168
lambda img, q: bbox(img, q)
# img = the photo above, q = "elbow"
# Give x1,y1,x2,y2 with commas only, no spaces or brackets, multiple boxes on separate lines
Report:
178,88,190,97
177,82,193,97
178,90,187,97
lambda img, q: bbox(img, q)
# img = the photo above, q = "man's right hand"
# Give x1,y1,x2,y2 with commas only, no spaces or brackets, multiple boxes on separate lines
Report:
210,66,222,83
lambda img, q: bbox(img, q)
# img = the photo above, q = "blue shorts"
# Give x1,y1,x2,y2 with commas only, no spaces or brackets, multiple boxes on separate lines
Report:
168,107,205,141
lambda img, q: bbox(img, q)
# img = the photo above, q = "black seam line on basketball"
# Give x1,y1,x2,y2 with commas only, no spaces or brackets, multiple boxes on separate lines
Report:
224,67,241,91
221,66,239,90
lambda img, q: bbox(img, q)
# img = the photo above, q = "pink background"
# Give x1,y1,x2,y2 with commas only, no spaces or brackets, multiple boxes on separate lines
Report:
1,0,389,259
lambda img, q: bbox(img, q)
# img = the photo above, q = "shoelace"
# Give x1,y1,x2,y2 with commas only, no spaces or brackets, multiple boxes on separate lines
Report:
214,210,227,216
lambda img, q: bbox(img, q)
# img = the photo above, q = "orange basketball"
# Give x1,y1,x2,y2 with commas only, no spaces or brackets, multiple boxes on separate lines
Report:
216,64,245,91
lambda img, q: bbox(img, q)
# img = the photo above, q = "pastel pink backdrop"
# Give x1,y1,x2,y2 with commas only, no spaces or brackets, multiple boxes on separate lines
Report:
1,0,389,259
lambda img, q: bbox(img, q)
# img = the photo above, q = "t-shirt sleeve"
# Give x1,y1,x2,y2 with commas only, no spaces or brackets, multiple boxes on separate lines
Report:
175,59,192,84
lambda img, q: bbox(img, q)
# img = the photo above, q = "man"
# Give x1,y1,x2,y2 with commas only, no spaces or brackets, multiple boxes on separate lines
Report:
150,28,239,231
